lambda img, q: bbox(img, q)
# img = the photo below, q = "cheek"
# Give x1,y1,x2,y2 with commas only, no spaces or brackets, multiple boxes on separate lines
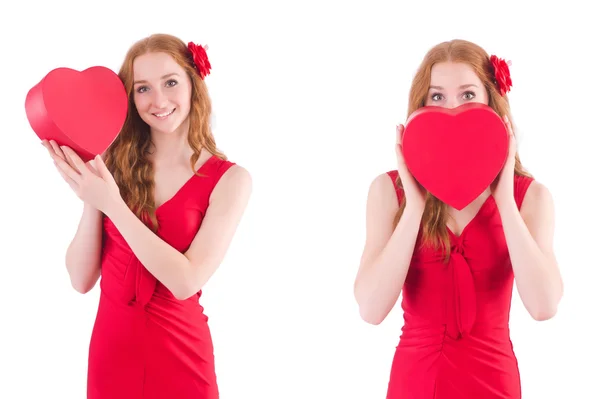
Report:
175,90,192,110
133,94,151,113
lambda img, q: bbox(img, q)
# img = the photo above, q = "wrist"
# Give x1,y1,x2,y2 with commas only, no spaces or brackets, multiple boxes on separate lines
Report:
496,197,519,218
405,203,425,216
103,196,127,220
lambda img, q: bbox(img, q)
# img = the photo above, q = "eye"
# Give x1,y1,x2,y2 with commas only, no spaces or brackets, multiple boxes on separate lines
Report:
135,86,149,94
166,79,178,87
463,91,476,100
431,93,443,101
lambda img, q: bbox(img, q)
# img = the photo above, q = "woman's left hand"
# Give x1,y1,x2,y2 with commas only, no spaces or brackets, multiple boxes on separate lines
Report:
54,145,123,215
491,115,517,208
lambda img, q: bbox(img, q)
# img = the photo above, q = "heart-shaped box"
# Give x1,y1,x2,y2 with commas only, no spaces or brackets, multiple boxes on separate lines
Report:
26,66,128,162
402,102,509,210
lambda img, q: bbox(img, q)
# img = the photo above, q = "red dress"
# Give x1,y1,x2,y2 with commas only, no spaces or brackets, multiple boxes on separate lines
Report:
87,155,234,399
385,171,533,399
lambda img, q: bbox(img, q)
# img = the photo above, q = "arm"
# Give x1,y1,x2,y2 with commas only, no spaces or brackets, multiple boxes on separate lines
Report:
65,203,103,294
498,181,563,321
105,165,252,300
354,173,424,325
42,140,103,294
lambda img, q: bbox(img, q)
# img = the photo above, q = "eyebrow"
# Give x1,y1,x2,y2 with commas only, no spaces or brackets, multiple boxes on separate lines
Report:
133,73,180,85
429,84,478,90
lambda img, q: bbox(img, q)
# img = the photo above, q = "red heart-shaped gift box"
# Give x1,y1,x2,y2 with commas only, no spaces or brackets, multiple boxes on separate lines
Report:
402,102,509,210
25,66,128,162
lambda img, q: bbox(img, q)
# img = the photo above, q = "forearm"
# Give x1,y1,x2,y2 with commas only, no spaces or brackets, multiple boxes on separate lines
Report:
66,203,103,293
355,206,424,324
106,199,193,300
498,201,562,320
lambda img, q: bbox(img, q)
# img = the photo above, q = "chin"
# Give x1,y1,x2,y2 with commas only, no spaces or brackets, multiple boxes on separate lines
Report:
150,124,183,136
145,113,185,135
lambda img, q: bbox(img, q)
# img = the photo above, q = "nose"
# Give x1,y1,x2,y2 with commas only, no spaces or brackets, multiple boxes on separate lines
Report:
445,98,459,109
152,88,168,108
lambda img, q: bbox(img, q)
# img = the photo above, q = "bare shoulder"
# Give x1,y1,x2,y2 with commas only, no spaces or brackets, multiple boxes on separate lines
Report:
367,172,400,209
523,179,552,199
211,165,252,205
360,172,402,267
521,180,554,218
220,164,252,186
369,172,398,196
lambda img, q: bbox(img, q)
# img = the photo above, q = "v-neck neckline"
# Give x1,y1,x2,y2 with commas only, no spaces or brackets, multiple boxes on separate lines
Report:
155,155,217,213
446,194,494,239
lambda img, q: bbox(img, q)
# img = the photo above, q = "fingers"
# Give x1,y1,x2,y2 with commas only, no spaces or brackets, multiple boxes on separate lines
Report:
396,124,405,145
93,155,110,179
42,140,56,159
42,140,71,169
49,140,68,162
45,140,81,172
94,154,106,168
396,124,406,159
42,140,81,189
44,141,86,172
503,115,514,137
54,160,79,191
61,146,89,175
42,140,60,159
53,151,82,183
94,155,118,189
395,125,406,165
85,160,100,176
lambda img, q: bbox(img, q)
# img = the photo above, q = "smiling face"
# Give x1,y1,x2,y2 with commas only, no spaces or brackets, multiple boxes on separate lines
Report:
425,62,489,109
132,51,193,136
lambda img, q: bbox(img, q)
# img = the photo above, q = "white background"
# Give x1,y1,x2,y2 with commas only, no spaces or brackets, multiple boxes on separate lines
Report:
1,0,599,398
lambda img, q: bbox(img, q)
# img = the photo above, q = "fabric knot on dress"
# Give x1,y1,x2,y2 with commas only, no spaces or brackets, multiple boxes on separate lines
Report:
135,261,157,307
124,259,157,308
446,246,477,340
450,234,466,255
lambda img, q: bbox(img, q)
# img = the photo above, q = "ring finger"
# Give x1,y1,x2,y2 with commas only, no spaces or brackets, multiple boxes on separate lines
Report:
54,161,79,191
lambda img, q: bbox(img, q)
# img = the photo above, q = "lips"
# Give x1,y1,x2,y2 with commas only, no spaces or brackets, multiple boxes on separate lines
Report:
152,108,175,119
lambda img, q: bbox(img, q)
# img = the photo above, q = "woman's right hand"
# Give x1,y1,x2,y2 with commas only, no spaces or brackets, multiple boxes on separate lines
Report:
395,124,427,210
42,140,100,188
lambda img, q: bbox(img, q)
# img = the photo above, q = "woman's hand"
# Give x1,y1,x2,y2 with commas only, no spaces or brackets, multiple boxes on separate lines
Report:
42,139,100,177
395,124,427,210
42,140,123,215
491,115,517,208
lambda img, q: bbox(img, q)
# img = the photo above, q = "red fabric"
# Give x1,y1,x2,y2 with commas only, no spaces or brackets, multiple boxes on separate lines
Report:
385,171,533,399
88,155,234,399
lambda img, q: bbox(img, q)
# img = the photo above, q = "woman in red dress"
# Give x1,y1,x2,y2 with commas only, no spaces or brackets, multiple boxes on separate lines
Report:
353,39,563,398
42,34,252,398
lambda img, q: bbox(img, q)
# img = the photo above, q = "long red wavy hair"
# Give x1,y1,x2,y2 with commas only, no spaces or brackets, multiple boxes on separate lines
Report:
104,34,226,231
394,39,532,260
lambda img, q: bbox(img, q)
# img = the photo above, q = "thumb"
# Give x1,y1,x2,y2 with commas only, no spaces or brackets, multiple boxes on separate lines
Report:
94,155,111,179
397,124,405,145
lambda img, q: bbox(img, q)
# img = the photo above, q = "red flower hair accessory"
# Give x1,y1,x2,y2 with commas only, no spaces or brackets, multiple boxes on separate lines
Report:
490,55,512,96
187,42,211,79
